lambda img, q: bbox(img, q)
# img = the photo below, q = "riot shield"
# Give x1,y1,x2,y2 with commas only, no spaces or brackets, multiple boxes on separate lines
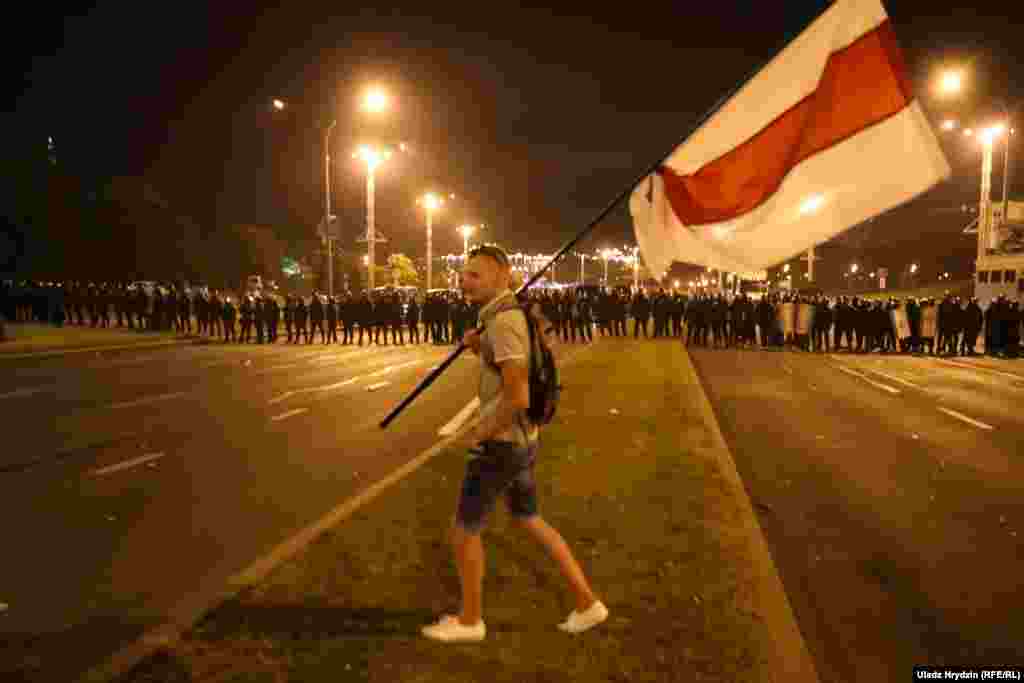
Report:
777,301,796,337
795,303,815,336
891,307,911,340
920,305,939,339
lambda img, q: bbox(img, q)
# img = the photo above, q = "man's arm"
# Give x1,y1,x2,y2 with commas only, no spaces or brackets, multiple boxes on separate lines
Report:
473,359,530,443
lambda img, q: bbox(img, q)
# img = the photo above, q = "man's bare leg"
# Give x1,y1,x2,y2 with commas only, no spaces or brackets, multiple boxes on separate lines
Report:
517,516,597,612
452,523,485,626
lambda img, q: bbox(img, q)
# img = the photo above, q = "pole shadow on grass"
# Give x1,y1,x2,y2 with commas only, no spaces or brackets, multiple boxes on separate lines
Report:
190,598,438,641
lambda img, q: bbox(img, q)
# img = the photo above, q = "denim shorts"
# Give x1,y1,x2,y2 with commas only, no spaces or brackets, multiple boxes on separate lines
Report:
456,440,539,533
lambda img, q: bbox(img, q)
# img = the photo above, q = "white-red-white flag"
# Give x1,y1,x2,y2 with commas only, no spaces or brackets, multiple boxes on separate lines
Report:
630,0,950,277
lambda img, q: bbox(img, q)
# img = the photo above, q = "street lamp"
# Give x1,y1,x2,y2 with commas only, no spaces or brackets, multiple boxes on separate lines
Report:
418,192,444,292
938,69,963,96
976,125,1006,258
600,249,613,286
362,87,388,113
354,144,391,291
632,246,640,291
272,98,341,296
460,224,475,261
937,65,1014,240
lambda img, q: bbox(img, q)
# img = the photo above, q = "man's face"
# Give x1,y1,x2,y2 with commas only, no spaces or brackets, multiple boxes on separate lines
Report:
462,254,508,304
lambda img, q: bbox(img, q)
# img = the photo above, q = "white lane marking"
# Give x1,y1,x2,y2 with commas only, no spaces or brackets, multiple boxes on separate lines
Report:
258,362,304,373
319,377,361,392
309,347,379,364
368,359,422,378
267,377,361,405
228,411,481,588
367,382,390,391
936,358,1024,381
937,409,991,430
270,408,308,422
834,365,901,395
90,452,166,476
0,386,48,400
937,407,994,431
439,397,481,436
108,391,188,410
864,367,921,389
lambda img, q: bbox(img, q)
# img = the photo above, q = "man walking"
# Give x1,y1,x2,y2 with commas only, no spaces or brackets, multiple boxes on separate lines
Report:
422,244,607,643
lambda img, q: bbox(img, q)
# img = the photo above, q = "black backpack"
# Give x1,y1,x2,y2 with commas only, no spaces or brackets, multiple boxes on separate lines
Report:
516,299,562,426
485,295,562,426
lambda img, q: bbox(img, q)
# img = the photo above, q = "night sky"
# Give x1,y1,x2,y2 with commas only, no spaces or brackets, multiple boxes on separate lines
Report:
11,0,1024,278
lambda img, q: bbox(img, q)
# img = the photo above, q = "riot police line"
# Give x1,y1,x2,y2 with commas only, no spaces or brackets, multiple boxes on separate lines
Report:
669,291,1023,359
0,280,485,347
4,280,1022,358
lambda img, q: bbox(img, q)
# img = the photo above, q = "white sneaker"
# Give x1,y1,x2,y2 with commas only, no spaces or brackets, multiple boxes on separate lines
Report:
421,614,486,642
558,600,609,634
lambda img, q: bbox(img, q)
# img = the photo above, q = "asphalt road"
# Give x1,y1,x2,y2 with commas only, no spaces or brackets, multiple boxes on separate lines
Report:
0,338,481,681
689,345,1024,682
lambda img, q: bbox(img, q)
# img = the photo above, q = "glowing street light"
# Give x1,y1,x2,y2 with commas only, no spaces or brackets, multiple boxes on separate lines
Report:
362,87,388,113
600,248,612,286
459,224,475,262
941,119,957,131
938,70,963,96
272,98,286,111
910,263,918,274
934,64,1014,261
851,263,859,274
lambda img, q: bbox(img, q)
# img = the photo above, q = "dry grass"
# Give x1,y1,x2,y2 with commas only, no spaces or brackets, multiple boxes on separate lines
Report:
119,341,774,682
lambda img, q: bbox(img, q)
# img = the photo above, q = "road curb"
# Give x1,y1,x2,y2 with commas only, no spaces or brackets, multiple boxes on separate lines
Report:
0,337,201,360
680,345,820,683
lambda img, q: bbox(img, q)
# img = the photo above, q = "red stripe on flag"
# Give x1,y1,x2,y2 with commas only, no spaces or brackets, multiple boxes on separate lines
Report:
659,20,912,227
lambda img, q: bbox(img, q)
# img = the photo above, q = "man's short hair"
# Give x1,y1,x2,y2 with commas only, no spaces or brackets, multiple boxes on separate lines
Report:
468,244,510,270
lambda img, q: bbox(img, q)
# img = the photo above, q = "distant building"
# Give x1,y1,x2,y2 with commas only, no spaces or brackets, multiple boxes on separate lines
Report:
973,199,1024,304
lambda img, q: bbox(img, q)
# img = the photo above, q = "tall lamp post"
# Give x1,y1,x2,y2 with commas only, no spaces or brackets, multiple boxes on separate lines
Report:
271,98,340,296
354,145,391,291
937,68,1015,249
418,193,445,293
459,225,476,288
600,249,611,286
324,120,338,296
632,246,640,291
356,87,390,293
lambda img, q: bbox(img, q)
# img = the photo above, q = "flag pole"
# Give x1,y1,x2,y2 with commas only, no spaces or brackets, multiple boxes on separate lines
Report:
379,6,832,429
377,90,737,430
